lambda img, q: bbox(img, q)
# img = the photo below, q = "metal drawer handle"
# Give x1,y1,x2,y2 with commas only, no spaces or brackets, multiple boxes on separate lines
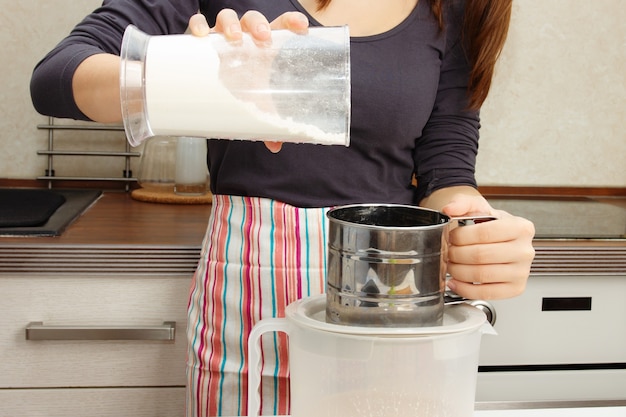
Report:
25,321,176,341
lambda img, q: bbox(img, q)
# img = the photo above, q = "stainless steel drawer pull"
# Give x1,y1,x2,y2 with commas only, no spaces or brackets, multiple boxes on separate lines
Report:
25,321,176,341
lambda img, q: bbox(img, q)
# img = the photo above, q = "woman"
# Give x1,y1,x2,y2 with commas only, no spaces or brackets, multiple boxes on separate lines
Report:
30,0,535,415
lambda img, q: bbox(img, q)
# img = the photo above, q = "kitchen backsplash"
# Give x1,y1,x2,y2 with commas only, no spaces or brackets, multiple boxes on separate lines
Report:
1,0,624,187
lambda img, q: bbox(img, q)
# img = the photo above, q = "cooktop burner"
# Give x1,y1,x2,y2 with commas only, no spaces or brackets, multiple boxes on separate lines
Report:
487,198,626,240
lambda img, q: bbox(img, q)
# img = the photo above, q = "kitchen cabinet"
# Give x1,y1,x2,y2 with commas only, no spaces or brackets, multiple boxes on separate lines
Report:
221,410,625,417
0,192,211,416
0,388,185,417
476,273,626,402
0,274,191,416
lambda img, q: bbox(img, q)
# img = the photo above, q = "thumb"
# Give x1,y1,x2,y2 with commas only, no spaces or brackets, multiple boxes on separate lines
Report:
441,193,491,218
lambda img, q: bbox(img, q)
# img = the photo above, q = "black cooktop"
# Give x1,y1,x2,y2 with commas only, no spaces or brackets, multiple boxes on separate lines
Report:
487,197,626,240
0,189,102,237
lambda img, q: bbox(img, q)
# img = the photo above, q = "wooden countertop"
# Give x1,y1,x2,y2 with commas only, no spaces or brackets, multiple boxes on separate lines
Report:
0,192,212,274
1,191,624,249
0,192,212,247
0,189,623,275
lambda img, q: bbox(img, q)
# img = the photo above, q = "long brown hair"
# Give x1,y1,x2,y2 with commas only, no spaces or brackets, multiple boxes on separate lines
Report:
315,0,512,110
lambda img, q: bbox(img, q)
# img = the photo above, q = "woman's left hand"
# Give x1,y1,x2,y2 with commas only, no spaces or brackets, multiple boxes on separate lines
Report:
188,10,309,153
441,193,536,300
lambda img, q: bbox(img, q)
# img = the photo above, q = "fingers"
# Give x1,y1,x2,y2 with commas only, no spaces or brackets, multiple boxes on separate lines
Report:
446,237,535,287
448,212,535,246
264,141,283,153
213,9,244,40
189,13,210,37
448,239,534,267
239,10,272,43
269,11,309,33
447,277,527,300
211,9,309,43
446,214,536,300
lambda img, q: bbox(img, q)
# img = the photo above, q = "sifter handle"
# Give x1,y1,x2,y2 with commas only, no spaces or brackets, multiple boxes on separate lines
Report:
451,215,498,226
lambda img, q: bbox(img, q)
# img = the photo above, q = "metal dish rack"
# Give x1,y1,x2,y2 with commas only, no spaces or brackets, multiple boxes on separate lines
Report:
37,117,140,191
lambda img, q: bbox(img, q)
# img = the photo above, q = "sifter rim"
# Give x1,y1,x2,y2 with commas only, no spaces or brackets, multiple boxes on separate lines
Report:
286,294,487,337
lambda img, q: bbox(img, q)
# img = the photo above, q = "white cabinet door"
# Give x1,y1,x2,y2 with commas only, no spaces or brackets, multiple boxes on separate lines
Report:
0,275,191,388
0,387,185,417
479,275,626,366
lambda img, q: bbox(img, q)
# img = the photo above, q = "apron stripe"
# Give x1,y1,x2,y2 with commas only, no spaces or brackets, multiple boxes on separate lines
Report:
211,199,229,416
237,198,253,417
295,208,303,300
217,196,235,415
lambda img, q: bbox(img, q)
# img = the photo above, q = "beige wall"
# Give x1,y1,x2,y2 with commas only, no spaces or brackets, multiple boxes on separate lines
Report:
1,0,624,187
477,0,626,186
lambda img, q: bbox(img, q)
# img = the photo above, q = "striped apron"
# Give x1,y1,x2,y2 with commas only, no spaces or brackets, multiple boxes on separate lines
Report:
186,195,329,417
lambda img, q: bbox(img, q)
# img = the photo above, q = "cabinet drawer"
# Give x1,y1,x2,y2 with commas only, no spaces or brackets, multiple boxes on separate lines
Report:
476,369,626,402
0,387,185,417
0,275,191,388
479,275,626,366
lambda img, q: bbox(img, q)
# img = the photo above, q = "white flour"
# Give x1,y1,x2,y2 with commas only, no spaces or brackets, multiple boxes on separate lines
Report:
144,35,347,145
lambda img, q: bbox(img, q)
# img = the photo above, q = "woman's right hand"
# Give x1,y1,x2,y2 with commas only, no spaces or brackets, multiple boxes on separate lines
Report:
189,9,309,40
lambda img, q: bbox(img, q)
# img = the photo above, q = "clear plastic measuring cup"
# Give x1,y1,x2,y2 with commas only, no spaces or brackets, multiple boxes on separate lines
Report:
248,295,493,417
120,25,351,147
